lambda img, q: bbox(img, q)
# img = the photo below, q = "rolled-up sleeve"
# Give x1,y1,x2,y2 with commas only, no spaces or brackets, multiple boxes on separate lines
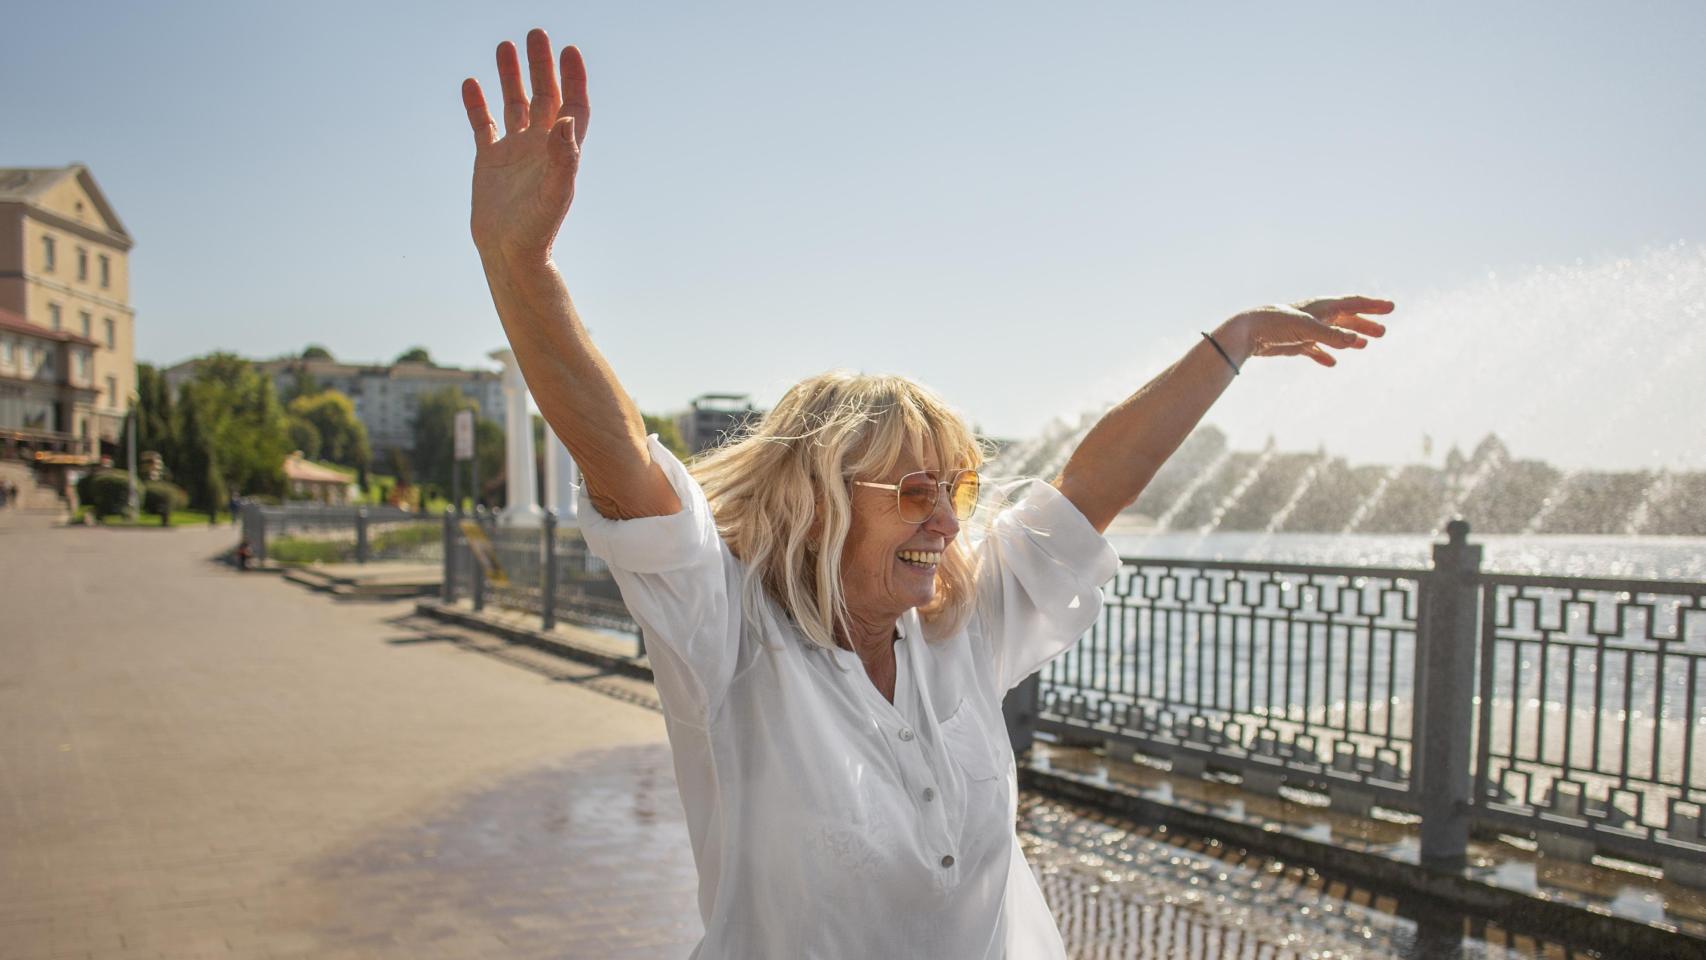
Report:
577,436,740,724
972,480,1121,695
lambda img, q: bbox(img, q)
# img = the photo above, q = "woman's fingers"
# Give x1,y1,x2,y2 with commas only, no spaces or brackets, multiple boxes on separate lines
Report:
496,40,529,134
1335,313,1387,338
1309,295,1394,316
461,78,498,147
559,44,591,145
526,28,561,128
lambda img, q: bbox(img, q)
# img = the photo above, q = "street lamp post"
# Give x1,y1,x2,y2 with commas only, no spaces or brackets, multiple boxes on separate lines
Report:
126,392,139,518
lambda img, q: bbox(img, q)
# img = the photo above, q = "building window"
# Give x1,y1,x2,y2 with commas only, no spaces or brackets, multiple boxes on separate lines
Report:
77,248,89,281
99,255,111,288
103,317,115,348
107,375,118,408
42,235,55,272
1,337,11,365
80,311,92,338
49,303,62,330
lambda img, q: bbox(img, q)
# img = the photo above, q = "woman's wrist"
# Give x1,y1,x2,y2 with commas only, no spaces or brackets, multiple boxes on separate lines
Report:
479,241,556,281
1210,316,1255,366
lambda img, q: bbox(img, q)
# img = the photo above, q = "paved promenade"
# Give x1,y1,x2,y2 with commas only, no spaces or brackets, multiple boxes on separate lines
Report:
0,514,696,959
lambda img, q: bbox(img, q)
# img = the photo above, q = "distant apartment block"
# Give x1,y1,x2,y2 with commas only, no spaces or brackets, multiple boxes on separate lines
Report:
163,355,504,458
0,165,136,462
678,392,764,454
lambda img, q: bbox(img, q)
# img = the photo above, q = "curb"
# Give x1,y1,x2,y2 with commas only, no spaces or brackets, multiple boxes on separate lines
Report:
413,599,652,682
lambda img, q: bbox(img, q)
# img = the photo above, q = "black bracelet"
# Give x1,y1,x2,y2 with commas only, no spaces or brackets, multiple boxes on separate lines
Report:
1201,331,1241,376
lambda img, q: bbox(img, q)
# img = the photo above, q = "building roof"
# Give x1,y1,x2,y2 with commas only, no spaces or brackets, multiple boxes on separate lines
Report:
0,306,99,347
282,453,356,485
0,165,132,246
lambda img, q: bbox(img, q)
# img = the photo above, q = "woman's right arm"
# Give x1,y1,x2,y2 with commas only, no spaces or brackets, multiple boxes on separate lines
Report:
461,28,679,520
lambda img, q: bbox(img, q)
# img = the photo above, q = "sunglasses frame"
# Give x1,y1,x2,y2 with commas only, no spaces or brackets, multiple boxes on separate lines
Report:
851,468,981,524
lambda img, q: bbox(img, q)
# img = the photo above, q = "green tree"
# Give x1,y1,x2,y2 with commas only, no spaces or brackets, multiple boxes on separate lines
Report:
396,347,432,364
642,414,688,459
385,447,413,487
411,386,502,501
475,418,505,507
178,353,289,498
287,390,370,467
134,363,177,470
287,416,322,461
281,362,323,403
176,393,223,513
302,344,334,360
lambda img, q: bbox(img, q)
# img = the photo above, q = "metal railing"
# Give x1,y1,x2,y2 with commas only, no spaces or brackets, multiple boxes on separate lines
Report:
440,508,640,651
1473,572,1706,867
241,502,437,566
1026,520,1706,877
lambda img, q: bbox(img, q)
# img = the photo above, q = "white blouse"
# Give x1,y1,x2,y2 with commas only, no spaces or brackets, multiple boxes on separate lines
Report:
578,437,1119,959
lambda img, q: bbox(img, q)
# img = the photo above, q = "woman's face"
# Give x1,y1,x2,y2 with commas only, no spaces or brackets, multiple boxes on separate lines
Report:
839,445,963,635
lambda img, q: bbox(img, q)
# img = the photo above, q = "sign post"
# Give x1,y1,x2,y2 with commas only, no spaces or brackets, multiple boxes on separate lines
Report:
453,409,474,513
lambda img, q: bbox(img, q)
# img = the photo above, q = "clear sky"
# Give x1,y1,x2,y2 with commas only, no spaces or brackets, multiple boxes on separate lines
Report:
7,1,1704,470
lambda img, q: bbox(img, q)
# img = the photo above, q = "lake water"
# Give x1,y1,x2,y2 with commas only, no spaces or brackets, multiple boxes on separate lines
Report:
1102,529,1706,581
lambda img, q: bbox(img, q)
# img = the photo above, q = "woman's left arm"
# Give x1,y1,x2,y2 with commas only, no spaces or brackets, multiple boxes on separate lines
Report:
1053,296,1394,533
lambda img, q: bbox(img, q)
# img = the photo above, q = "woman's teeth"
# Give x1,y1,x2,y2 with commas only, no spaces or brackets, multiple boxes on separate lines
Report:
898,550,941,568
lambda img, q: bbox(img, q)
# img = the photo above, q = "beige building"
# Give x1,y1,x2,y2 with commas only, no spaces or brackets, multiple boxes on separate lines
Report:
0,165,136,463
164,355,504,460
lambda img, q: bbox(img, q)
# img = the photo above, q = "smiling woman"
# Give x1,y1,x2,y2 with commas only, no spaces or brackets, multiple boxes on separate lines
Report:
460,25,1392,960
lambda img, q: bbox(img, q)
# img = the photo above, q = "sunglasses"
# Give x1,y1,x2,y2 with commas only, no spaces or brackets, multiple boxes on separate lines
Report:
852,469,981,524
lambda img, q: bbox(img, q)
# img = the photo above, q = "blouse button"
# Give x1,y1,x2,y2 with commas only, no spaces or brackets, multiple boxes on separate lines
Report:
922,787,936,802
940,854,955,868
898,728,914,742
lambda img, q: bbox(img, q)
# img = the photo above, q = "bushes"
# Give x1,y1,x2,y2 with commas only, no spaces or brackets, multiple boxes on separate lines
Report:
77,470,135,517
267,536,350,564
143,482,189,522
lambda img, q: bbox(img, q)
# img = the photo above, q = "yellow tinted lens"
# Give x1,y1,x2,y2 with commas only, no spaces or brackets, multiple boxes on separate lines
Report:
897,474,938,523
951,471,980,519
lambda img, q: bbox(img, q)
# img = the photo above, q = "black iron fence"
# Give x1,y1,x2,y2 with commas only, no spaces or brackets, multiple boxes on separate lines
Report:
1024,520,1706,881
248,501,1705,880
440,507,640,649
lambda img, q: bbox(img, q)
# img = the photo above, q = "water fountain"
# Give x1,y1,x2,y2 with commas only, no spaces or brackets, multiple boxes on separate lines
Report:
990,243,1706,573
1154,448,1234,532
1196,439,1277,537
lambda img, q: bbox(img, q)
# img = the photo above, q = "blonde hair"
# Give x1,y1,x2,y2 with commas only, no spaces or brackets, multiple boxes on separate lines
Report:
690,371,985,651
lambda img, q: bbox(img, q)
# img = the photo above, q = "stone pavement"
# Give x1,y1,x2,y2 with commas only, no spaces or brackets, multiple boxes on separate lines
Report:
0,518,695,959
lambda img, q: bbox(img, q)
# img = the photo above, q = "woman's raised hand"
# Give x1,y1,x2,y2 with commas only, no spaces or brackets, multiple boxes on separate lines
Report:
1220,296,1394,368
461,28,590,264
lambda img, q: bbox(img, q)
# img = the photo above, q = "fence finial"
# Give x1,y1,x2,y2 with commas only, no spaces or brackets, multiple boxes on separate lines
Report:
1444,518,1470,545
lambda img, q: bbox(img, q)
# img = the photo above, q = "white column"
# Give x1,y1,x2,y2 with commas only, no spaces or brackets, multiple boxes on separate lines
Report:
489,348,543,526
542,426,580,526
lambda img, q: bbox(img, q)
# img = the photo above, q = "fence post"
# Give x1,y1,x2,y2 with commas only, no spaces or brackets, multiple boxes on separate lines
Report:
1416,518,1482,868
254,506,269,566
1003,672,1042,756
472,506,487,612
542,509,558,632
441,508,456,603
355,507,369,564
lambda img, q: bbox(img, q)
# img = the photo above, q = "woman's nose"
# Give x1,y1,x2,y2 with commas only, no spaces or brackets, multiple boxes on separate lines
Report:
923,492,960,538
